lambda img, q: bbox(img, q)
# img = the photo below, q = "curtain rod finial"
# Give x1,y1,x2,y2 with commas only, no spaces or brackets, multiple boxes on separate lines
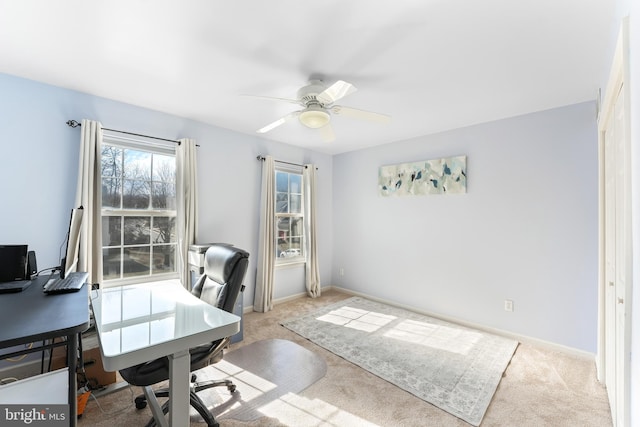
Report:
66,120,81,128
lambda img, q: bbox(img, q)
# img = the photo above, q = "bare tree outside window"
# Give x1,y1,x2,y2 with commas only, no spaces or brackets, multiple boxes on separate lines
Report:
101,142,177,283
101,146,122,209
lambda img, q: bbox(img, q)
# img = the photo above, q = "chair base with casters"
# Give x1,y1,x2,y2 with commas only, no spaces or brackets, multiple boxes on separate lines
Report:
122,334,240,427
132,373,237,427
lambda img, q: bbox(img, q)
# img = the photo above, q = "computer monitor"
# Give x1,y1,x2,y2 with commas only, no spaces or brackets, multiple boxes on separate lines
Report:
60,207,84,279
0,245,28,282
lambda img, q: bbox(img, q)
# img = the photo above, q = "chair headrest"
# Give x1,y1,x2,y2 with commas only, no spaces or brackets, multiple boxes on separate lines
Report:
203,244,249,285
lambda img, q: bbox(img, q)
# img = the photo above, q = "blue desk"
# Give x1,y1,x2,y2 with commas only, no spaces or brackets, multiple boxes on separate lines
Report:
0,275,89,427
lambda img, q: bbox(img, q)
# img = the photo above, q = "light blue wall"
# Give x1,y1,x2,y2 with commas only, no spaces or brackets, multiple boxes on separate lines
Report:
0,72,602,356
0,72,333,311
332,102,599,352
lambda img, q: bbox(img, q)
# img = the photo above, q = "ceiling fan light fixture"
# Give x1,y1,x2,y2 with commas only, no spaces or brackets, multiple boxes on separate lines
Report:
299,106,330,129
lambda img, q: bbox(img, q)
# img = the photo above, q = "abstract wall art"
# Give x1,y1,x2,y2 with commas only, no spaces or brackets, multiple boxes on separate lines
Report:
378,155,467,196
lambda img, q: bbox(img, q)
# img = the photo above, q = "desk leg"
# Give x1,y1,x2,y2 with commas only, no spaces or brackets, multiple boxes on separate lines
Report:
67,333,78,427
168,350,190,427
143,386,168,427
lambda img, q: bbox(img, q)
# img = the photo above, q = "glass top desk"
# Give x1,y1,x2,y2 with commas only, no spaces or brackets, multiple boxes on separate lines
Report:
91,281,240,427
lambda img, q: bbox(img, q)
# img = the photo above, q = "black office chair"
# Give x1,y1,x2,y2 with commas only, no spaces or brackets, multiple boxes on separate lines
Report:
119,244,249,427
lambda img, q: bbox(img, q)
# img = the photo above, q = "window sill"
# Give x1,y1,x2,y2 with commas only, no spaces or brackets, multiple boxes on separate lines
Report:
101,274,181,289
276,259,306,269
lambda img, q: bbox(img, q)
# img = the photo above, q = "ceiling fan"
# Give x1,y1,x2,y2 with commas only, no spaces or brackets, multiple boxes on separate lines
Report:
248,79,391,142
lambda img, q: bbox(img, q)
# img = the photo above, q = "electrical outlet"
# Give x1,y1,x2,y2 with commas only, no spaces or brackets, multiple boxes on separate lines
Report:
504,299,514,312
339,268,344,276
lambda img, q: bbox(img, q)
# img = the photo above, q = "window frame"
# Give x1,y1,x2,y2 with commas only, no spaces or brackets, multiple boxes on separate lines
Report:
274,165,306,266
100,134,179,287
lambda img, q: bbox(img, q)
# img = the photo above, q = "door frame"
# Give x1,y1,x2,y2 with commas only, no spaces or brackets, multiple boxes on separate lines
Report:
596,16,632,427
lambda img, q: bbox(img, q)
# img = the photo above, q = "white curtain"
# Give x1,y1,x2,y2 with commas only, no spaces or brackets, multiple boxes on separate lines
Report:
74,119,103,285
303,164,321,297
254,156,275,312
176,138,198,288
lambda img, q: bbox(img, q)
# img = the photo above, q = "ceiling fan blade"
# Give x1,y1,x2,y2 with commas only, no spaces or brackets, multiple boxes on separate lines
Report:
242,94,302,106
318,123,335,142
257,111,301,133
331,105,391,123
317,80,357,105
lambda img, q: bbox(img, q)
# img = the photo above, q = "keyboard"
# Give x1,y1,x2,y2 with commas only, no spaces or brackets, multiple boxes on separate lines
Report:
44,272,88,294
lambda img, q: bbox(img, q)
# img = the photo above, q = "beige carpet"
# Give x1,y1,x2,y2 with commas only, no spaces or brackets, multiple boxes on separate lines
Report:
79,289,612,426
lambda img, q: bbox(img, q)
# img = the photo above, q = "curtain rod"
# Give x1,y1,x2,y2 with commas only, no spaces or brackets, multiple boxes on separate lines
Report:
256,155,317,170
66,120,187,145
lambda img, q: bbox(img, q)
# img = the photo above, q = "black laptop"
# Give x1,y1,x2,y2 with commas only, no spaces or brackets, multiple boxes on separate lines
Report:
0,245,32,293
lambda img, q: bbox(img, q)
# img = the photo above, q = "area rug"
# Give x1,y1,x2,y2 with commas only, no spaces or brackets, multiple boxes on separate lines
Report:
192,338,327,422
281,297,518,426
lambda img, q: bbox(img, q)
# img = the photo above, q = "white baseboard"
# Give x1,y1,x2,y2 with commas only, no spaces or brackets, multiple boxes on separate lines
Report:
243,285,594,361
244,292,310,313
329,286,596,361
243,285,333,313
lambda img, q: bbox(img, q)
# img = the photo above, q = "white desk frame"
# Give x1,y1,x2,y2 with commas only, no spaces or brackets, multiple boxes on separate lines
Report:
90,281,240,427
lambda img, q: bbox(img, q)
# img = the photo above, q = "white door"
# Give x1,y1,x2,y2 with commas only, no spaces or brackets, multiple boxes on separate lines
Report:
602,93,616,419
598,18,631,427
602,82,630,427
612,85,629,427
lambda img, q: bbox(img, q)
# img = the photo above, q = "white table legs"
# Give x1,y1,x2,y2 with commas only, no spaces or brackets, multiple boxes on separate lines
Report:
143,385,168,427
168,349,191,426
143,349,191,427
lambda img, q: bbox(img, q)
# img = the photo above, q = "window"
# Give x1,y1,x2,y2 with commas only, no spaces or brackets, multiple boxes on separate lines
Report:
275,169,304,263
100,137,177,284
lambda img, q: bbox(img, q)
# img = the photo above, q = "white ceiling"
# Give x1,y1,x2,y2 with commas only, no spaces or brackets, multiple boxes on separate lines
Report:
0,1,615,155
